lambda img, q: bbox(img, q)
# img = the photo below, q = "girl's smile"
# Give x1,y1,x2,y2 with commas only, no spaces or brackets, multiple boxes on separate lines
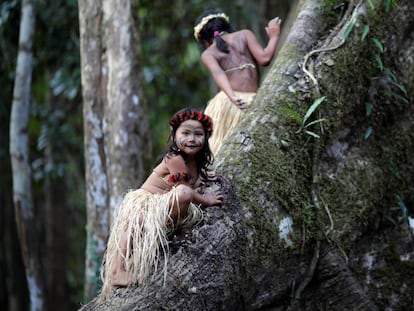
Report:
175,119,206,154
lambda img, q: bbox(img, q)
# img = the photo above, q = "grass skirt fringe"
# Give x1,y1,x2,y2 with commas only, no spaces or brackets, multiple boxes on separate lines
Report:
204,91,255,155
99,187,202,301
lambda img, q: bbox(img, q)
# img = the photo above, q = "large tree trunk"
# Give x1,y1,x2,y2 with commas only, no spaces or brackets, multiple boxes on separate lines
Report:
9,1,46,310
78,0,151,301
80,0,414,310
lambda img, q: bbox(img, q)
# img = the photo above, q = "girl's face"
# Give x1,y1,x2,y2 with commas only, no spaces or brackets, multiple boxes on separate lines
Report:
175,119,206,156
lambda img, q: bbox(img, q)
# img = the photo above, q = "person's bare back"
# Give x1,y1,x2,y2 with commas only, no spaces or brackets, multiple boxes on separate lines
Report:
195,11,281,108
209,30,260,92
194,10,281,154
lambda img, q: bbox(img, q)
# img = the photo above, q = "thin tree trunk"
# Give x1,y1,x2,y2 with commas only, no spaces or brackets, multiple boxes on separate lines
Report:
1,181,29,311
78,0,107,301
78,0,150,301
9,1,45,310
43,93,71,311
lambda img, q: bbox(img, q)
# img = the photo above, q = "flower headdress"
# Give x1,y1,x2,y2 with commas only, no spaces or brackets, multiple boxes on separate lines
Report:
193,13,230,41
169,108,213,134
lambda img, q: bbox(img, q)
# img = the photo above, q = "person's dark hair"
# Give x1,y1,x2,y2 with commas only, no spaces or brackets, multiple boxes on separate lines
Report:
194,9,235,54
166,108,214,179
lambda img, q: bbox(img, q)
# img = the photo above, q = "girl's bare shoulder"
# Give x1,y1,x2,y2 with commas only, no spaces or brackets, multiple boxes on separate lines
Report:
231,29,254,38
164,153,187,170
225,30,253,49
151,153,184,176
164,152,183,162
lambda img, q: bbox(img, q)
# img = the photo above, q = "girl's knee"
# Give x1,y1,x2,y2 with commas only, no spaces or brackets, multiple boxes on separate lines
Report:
176,184,193,204
169,185,193,223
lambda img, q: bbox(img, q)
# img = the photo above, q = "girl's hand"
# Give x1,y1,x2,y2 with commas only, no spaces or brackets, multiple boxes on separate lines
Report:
266,17,281,38
230,96,247,110
204,191,223,206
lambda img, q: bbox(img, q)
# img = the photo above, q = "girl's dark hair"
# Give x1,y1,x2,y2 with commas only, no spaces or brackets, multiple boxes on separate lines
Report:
194,9,235,54
166,108,214,180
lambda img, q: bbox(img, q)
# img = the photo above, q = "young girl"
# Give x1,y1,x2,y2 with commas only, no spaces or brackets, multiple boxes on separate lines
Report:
99,108,223,300
194,9,282,154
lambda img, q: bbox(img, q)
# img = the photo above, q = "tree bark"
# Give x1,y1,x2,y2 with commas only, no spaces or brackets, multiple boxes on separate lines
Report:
9,1,46,311
0,178,29,311
43,116,71,311
78,0,150,301
80,0,414,310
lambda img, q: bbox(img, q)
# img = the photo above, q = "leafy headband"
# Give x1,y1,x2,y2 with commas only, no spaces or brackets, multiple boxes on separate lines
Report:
193,13,230,41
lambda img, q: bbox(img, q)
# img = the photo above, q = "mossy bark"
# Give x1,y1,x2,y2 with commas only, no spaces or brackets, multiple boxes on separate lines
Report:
80,0,414,310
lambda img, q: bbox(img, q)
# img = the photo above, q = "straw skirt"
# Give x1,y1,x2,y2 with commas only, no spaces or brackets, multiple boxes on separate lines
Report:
204,91,255,155
99,187,202,300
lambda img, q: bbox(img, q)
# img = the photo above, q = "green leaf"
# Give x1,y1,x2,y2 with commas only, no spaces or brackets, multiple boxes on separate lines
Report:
343,22,355,40
388,160,402,180
374,54,384,71
385,215,396,225
389,80,407,95
388,0,398,11
361,25,370,41
303,96,326,125
396,195,408,221
304,118,327,128
305,130,320,138
366,102,372,117
385,0,391,12
367,0,375,10
372,38,384,53
364,126,372,140
384,67,397,81
386,91,409,105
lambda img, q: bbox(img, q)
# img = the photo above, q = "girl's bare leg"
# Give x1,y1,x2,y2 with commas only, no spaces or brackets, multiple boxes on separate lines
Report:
111,230,132,286
169,184,193,223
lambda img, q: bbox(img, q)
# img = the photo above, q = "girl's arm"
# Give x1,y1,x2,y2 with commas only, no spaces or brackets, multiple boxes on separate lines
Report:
244,17,281,66
192,189,223,206
165,155,223,206
164,154,192,185
201,52,247,109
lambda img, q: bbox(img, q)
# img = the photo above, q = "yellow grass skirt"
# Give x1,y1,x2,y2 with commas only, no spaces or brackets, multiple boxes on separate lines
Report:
204,91,255,155
99,187,202,300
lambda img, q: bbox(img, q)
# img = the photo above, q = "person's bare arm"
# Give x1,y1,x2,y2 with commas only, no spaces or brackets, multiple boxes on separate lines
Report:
165,155,223,206
201,51,247,109
192,190,223,206
164,154,191,184
245,17,281,66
